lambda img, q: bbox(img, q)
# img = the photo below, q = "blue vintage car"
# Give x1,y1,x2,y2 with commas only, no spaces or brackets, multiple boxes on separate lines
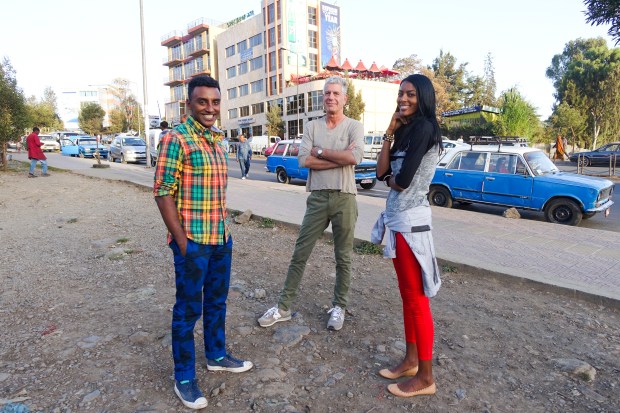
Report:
265,139,377,189
429,145,614,225
61,136,109,159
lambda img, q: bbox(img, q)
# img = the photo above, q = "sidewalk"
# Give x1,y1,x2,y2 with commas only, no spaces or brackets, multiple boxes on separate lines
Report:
11,153,620,306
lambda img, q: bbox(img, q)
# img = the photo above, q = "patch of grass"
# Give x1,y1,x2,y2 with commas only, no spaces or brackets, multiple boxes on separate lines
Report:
116,237,129,244
442,265,458,273
67,218,78,224
354,241,383,255
124,249,136,255
109,253,125,261
260,217,275,228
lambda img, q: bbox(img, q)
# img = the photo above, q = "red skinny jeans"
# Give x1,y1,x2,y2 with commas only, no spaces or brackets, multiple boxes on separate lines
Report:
392,232,434,360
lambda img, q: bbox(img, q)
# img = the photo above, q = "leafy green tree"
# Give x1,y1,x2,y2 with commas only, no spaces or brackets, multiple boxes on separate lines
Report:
549,102,587,148
25,87,63,132
78,103,105,136
392,54,424,77
584,0,620,45
482,53,498,106
431,50,469,111
343,79,365,121
546,37,620,148
493,88,541,139
266,103,284,137
108,78,144,134
0,57,28,169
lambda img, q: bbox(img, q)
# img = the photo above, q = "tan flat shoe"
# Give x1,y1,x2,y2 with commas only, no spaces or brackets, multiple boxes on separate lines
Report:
387,382,436,398
378,366,418,379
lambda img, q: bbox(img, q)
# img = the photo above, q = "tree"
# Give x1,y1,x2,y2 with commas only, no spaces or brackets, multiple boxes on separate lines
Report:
266,103,284,137
0,57,28,169
546,37,620,148
549,102,587,148
343,79,365,121
584,0,620,45
108,78,144,134
78,103,105,136
493,88,541,138
482,53,498,106
25,87,63,132
431,50,470,111
392,54,424,77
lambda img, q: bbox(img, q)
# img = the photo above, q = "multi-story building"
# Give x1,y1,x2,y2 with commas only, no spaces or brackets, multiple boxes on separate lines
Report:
161,1,399,138
59,87,116,130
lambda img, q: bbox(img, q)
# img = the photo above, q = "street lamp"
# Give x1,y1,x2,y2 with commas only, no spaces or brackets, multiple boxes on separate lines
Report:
280,47,300,138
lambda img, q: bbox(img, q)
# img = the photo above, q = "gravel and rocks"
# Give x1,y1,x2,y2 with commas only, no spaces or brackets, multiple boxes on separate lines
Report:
1,165,619,412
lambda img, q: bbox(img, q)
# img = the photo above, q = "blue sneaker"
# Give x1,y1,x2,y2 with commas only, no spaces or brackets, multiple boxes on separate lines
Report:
174,379,208,410
207,354,253,373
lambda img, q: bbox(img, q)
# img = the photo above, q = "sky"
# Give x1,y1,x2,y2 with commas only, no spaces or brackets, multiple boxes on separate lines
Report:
1,0,615,121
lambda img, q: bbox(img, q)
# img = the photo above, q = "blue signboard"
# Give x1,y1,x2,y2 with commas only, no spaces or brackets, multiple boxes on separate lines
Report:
320,2,340,68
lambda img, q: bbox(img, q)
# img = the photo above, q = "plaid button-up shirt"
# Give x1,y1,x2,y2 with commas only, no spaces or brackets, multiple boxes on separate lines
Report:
154,116,229,245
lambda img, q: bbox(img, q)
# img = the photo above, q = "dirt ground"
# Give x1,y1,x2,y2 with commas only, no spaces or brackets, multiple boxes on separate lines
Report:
1,163,619,413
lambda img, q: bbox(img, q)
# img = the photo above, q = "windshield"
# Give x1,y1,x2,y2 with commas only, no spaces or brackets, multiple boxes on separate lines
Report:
523,151,559,176
123,138,146,146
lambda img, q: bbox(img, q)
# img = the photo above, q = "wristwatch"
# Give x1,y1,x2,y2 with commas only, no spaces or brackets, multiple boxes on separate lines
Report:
317,148,324,159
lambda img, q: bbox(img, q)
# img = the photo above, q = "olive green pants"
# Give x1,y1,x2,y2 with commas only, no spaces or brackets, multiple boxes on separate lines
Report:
278,190,358,311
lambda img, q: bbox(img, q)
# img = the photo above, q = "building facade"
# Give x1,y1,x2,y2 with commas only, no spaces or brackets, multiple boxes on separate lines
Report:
161,1,398,138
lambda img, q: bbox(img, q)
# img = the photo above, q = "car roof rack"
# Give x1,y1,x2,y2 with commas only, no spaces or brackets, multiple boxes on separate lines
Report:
463,136,528,151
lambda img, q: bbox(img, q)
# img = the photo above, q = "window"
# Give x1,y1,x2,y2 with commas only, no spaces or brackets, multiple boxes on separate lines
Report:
250,56,263,71
277,24,282,45
268,98,283,114
490,154,518,174
183,40,194,56
267,3,275,24
172,65,183,80
449,152,488,171
251,102,265,114
239,84,249,96
227,88,237,99
171,44,181,60
308,30,317,49
80,91,97,97
268,27,275,47
237,39,248,53
226,66,237,79
228,108,238,119
286,93,305,116
307,90,323,112
274,142,287,156
195,57,203,73
251,79,264,94
195,35,203,50
249,33,262,48
252,126,263,137
287,142,300,156
239,106,250,117
184,61,193,77
269,51,276,71
238,61,248,75
287,120,302,137
225,45,235,57
173,85,184,101
309,53,318,72
308,6,317,25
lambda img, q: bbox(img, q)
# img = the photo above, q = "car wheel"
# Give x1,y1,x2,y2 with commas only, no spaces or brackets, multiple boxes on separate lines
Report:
78,151,84,158
582,211,596,219
580,156,591,167
276,168,290,184
544,198,582,226
360,180,376,190
428,185,453,208
121,154,127,164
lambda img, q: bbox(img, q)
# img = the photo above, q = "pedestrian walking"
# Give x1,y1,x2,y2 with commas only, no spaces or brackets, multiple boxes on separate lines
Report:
154,75,253,410
372,74,442,398
236,133,252,179
258,76,364,331
26,127,50,177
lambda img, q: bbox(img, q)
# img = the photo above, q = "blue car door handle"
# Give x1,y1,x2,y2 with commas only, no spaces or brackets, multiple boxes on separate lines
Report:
445,173,453,177
485,177,495,181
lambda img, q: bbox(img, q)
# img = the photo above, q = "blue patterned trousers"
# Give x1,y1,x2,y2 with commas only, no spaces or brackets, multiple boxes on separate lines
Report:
169,236,232,381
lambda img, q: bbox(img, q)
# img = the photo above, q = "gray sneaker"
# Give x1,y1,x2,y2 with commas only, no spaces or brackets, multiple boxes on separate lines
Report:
327,306,345,331
258,306,292,327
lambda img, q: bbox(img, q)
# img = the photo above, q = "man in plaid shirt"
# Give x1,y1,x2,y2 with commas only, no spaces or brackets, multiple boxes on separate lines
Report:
154,75,253,410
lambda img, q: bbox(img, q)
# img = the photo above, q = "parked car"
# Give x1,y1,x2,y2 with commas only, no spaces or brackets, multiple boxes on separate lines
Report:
109,136,147,163
363,134,383,159
569,142,620,166
39,134,60,152
441,138,468,149
60,136,108,159
429,143,614,226
265,139,377,189
264,141,279,157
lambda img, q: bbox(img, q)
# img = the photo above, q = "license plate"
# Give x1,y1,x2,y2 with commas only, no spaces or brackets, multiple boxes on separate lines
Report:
605,208,611,217
361,179,372,184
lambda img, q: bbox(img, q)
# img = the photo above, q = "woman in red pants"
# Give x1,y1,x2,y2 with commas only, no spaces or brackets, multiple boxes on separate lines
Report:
372,73,443,398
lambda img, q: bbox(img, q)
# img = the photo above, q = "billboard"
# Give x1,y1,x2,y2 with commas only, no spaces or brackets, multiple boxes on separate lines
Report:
287,0,308,68
320,2,340,68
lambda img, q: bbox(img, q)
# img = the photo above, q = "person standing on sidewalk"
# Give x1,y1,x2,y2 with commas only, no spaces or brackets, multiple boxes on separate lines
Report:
372,74,442,398
236,133,252,179
258,76,364,331
154,75,253,410
26,127,50,177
